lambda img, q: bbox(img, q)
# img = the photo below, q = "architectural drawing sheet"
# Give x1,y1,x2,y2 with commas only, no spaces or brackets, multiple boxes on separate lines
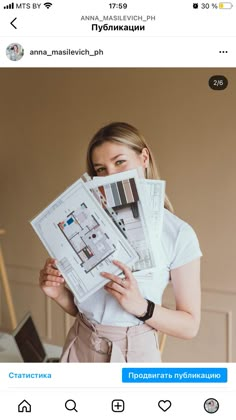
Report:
30,179,138,302
139,179,165,248
87,169,165,273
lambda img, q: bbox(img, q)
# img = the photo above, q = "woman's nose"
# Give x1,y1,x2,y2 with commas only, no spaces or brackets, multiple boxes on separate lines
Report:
106,167,119,176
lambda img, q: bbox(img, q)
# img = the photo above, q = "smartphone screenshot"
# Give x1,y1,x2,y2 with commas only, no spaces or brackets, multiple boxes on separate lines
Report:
0,1,235,418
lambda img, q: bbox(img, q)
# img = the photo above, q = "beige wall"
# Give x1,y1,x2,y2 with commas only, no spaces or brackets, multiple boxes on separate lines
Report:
0,68,235,360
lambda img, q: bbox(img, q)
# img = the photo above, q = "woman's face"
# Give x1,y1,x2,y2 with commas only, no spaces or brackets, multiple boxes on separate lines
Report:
91,141,149,177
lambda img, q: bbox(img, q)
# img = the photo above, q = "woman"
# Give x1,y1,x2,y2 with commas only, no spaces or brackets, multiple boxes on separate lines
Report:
39,122,202,362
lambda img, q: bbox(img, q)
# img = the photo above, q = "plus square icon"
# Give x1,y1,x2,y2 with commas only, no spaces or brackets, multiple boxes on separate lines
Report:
112,399,125,412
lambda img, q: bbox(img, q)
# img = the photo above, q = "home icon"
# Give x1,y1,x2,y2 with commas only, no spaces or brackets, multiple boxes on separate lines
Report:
18,400,31,413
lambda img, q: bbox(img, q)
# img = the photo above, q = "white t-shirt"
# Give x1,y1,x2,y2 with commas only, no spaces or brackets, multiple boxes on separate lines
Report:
75,209,202,326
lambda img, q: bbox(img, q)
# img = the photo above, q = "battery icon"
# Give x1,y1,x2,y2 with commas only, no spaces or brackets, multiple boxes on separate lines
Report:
219,2,233,8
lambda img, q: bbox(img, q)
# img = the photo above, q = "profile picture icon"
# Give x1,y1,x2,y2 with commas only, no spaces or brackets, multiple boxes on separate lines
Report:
6,43,24,61
204,398,219,414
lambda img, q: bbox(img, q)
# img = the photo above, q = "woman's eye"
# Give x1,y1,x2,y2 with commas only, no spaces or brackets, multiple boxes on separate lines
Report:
96,167,105,173
116,160,125,166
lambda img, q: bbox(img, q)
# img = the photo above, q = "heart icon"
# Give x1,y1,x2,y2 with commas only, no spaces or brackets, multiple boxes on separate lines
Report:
158,400,172,412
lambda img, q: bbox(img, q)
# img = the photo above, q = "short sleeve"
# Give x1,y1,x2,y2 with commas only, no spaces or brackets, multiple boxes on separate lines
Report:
170,223,202,270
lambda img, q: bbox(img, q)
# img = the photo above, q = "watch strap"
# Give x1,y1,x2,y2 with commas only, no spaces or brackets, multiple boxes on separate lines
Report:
136,299,155,322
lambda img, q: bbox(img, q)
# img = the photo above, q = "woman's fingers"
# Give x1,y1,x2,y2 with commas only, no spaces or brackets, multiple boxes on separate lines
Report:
43,280,62,287
45,266,62,277
44,258,61,274
43,274,64,283
105,280,127,294
101,271,127,286
44,257,56,268
101,259,134,294
40,259,64,288
112,259,133,280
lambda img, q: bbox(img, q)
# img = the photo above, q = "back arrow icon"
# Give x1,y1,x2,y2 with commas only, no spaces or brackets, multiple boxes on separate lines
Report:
10,18,17,29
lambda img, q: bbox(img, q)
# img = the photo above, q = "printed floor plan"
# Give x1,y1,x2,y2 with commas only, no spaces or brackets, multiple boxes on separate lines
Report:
58,203,116,273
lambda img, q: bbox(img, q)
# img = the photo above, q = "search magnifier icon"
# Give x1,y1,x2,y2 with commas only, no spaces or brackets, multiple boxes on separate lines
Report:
65,399,78,412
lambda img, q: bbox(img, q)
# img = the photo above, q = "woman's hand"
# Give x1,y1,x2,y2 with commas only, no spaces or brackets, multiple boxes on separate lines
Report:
101,260,147,317
39,258,66,301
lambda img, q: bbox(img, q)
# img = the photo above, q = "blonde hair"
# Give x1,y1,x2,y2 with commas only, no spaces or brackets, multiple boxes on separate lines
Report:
86,122,174,213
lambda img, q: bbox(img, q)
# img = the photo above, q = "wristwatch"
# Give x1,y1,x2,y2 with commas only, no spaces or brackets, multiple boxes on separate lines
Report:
135,299,155,322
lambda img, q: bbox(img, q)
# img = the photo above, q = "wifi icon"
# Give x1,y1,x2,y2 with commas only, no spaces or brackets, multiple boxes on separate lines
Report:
44,2,52,8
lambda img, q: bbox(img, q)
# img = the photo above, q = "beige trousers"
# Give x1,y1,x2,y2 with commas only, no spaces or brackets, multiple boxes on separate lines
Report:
60,313,161,363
